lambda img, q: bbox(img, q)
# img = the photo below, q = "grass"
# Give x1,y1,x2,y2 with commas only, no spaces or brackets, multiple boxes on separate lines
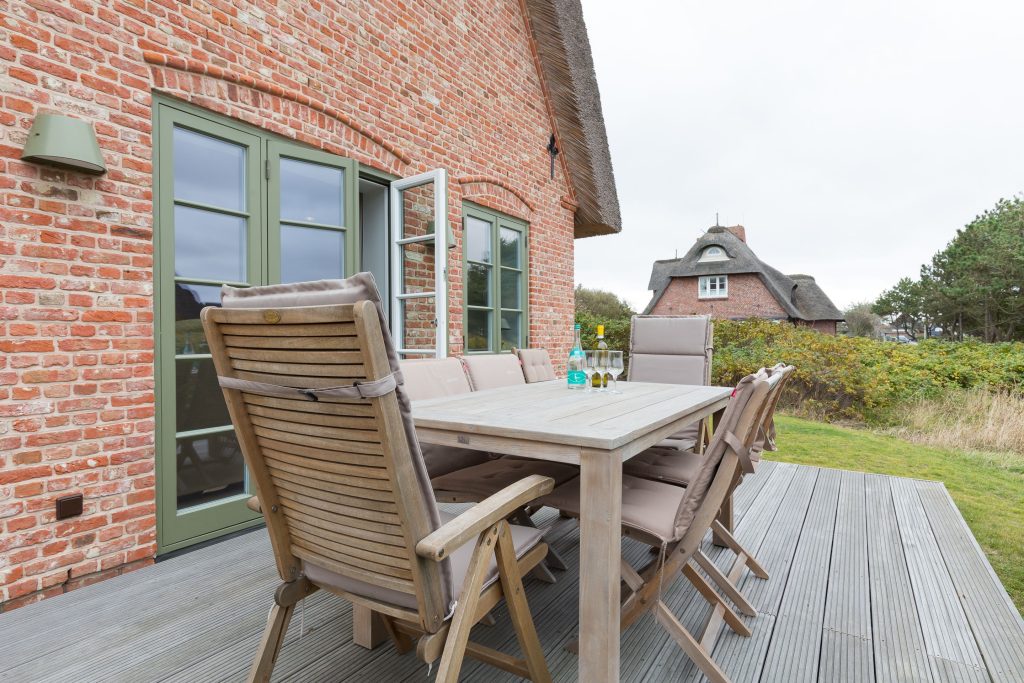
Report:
887,388,1024,461
769,415,1024,612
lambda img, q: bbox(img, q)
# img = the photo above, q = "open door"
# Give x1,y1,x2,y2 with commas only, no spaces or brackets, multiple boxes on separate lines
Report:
390,169,448,358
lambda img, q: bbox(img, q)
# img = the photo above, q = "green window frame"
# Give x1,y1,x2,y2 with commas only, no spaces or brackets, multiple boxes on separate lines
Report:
153,96,357,553
462,203,528,353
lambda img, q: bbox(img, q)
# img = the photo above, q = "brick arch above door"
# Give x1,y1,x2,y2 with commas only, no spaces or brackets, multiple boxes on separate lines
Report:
456,176,534,223
143,52,411,175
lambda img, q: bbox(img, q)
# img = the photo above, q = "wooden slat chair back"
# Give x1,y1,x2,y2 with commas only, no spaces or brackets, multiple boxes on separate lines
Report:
204,275,554,683
627,315,714,451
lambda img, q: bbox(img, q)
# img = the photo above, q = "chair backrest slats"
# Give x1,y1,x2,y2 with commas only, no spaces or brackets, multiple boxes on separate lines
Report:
204,275,453,633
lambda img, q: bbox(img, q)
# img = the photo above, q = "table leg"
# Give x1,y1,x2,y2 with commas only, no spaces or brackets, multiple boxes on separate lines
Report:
352,604,388,649
578,448,622,682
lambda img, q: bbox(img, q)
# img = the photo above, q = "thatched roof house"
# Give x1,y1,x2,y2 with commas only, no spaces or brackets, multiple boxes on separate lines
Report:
645,226,844,334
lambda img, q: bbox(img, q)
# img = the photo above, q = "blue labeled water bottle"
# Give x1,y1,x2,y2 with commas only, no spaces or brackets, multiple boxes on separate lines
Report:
567,323,586,389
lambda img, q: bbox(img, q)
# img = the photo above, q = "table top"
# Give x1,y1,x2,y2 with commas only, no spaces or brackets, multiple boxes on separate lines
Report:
411,380,732,452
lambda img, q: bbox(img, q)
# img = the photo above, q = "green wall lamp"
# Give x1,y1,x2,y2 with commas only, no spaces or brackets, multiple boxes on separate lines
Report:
20,113,107,174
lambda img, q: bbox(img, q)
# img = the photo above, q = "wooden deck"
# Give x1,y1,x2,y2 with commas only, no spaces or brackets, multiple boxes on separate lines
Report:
1,461,1021,682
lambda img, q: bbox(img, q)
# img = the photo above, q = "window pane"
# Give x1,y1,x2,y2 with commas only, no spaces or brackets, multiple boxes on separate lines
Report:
175,283,221,354
465,216,492,263
279,158,344,226
280,225,345,284
174,205,246,282
499,227,520,268
173,127,246,211
176,431,245,509
175,358,231,433
500,311,520,351
400,297,436,352
467,263,491,307
401,182,435,239
466,308,492,351
501,268,520,309
401,241,435,294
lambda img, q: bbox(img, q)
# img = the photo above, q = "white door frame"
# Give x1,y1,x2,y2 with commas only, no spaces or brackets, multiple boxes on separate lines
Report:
389,168,447,358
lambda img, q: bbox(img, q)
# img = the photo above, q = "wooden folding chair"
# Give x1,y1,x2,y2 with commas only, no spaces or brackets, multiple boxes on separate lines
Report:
202,278,554,683
538,371,780,682
622,364,795,617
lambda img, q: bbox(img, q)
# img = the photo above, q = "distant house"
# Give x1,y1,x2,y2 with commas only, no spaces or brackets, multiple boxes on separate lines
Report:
644,225,844,334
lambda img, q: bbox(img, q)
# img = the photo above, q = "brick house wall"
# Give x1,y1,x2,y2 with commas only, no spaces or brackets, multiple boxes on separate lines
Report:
804,319,838,335
650,274,788,320
0,0,578,610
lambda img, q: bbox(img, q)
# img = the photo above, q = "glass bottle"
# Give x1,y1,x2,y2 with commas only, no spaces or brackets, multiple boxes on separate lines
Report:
592,324,609,389
567,323,586,389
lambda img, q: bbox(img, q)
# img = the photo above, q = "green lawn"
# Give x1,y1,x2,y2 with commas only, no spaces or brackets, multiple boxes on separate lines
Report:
770,415,1024,612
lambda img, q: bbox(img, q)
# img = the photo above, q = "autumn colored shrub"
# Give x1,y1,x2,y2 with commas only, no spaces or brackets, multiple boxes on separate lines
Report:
711,319,1024,423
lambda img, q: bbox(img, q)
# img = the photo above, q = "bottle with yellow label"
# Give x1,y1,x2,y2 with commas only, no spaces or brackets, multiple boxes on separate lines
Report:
592,324,609,389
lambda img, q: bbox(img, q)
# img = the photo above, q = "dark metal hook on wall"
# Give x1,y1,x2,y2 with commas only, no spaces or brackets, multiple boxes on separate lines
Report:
546,134,559,180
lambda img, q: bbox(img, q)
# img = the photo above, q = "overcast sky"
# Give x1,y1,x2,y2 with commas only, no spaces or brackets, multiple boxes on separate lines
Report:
574,0,1024,312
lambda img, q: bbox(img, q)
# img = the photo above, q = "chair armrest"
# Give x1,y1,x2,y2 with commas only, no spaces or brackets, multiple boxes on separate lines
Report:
246,496,262,513
415,474,555,561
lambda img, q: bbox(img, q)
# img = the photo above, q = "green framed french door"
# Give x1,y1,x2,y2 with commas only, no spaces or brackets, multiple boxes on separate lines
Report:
154,98,357,552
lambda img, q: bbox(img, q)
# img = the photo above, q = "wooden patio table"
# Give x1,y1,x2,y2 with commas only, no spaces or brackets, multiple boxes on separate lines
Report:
355,379,732,682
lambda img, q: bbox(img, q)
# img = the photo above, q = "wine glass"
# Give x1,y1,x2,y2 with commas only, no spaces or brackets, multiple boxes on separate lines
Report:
583,350,597,391
607,351,624,393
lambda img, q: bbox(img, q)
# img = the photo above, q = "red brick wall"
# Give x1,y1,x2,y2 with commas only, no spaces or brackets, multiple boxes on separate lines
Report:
0,0,578,610
799,319,838,335
650,274,788,320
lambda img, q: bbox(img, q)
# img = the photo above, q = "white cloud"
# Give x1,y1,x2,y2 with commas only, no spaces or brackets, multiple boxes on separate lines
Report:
575,0,1024,312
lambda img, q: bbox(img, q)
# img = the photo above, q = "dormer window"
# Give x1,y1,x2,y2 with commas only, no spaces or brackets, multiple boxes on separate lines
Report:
698,245,728,263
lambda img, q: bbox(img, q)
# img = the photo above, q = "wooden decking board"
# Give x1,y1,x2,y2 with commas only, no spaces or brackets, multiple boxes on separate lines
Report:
818,470,874,682
889,476,987,677
707,465,823,683
0,531,267,663
0,553,272,681
1,463,1021,683
819,630,875,683
865,473,933,683
917,481,1024,682
732,464,819,616
759,467,842,682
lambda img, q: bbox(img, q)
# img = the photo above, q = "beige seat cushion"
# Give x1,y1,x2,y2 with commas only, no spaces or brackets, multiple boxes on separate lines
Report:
303,511,543,612
401,357,473,400
461,354,526,391
516,348,557,383
400,357,490,477
538,474,686,545
423,445,492,479
663,420,700,448
623,448,702,486
432,459,579,502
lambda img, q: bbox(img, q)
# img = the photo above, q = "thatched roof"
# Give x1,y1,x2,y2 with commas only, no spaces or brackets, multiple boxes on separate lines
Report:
644,226,844,321
525,0,621,238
